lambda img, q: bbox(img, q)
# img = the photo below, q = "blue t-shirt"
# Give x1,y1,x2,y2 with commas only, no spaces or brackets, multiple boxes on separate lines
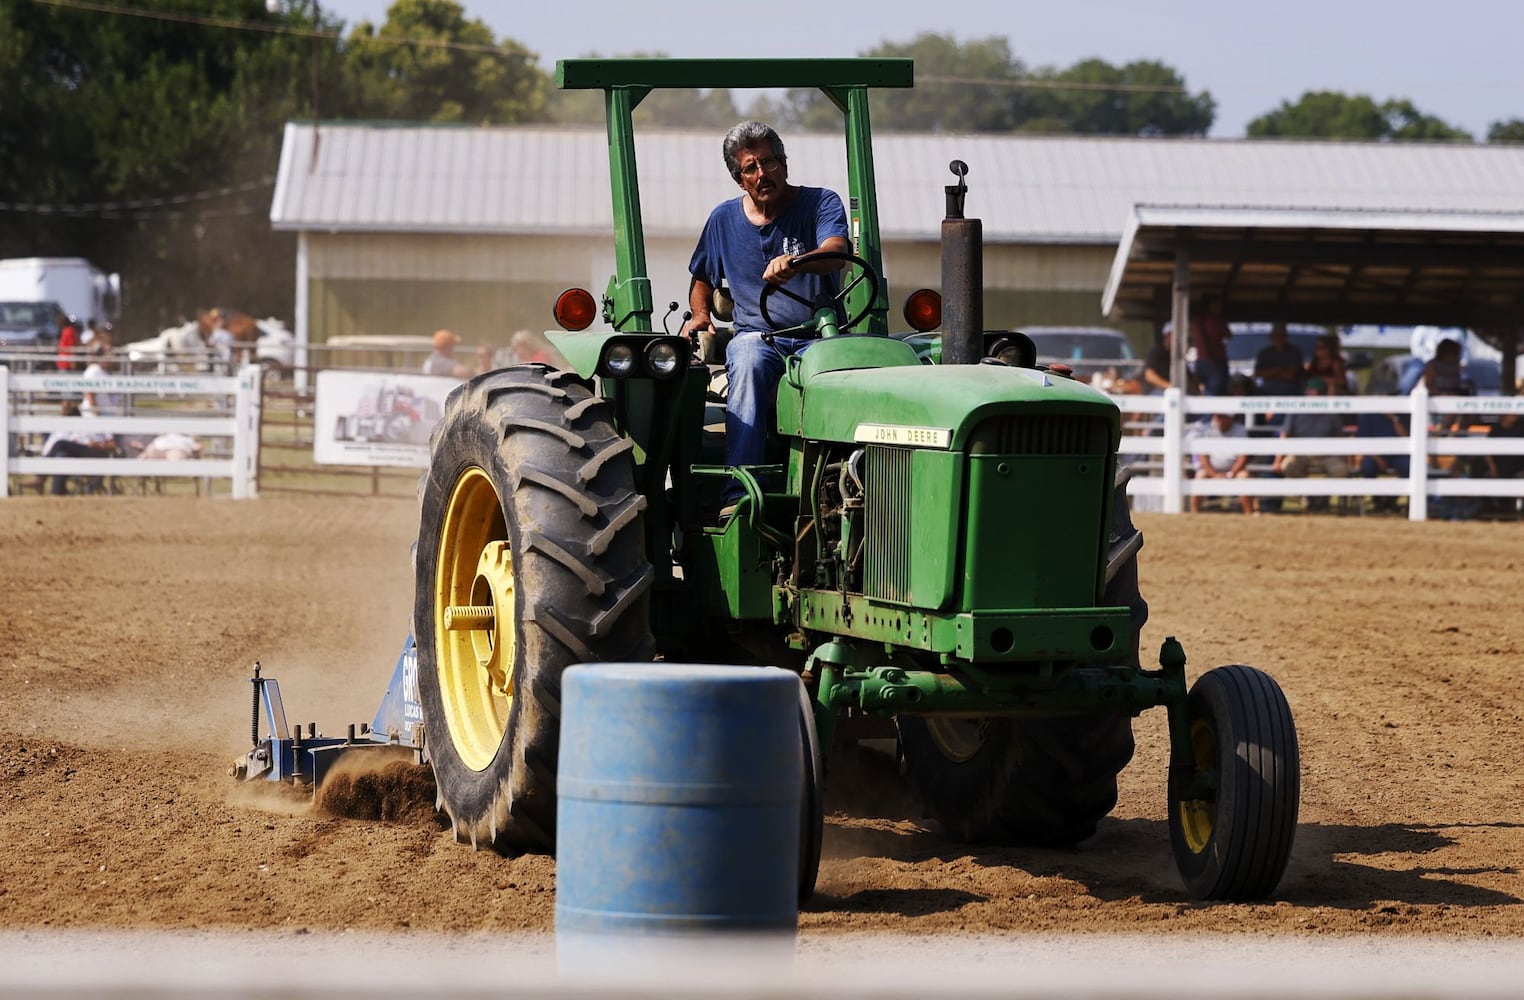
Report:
688,187,850,332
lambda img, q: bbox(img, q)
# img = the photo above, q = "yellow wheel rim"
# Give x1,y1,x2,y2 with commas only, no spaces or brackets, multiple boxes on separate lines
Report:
434,467,516,772
925,718,987,764
1177,717,1217,854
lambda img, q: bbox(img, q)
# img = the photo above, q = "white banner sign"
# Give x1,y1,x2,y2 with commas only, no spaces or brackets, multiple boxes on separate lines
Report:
313,370,458,468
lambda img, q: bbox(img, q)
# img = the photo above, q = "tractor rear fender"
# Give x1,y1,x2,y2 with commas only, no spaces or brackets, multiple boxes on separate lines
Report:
546,329,609,377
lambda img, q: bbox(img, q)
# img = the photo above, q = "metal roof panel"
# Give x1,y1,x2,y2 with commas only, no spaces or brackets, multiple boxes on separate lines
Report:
271,124,1524,247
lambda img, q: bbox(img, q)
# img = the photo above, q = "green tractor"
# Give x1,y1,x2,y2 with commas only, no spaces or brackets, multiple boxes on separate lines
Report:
411,58,1299,902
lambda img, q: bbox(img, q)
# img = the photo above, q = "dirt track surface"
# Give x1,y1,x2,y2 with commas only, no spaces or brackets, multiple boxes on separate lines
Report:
3,497,1522,936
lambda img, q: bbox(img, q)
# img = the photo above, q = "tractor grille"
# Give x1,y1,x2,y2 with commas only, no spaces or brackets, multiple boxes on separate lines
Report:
861,416,1110,606
863,445,913,602
968,414,1112,456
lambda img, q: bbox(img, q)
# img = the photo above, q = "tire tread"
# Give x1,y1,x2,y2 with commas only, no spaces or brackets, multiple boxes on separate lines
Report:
414,365,652,854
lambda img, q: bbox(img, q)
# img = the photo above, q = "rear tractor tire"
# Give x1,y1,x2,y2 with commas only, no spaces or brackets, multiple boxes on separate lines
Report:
413,366,654,852
896,471,1144,846
1168,665,1299,900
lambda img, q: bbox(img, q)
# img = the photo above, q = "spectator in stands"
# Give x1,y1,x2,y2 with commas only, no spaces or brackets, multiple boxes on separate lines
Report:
1190,293,1232,396
510,328,556,366
55,312,81,372
1470,412,1524,513
1254,322,1305,396
207,309,237,373
1422,338,1466,394
1478,412,1524,480
1355,410,1410,514
1143,327,1173,394
1305,334,1351,395
1273,376,1348,512
1189,412,1256,515
1422,338,1468,434
79,337,121,419
40,399,116,495
422,328,471,378
138,432,203,461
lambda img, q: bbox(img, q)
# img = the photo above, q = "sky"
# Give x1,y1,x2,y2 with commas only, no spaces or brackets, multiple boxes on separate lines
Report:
316,0,1524,139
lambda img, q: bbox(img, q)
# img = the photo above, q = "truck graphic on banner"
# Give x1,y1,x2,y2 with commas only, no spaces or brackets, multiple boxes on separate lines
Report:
313,371,458,468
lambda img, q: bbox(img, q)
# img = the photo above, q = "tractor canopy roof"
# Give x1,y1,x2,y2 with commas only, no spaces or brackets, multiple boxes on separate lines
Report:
556,58,914,335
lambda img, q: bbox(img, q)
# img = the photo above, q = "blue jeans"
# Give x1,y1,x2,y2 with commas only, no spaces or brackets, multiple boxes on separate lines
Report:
724,332,815,497
1195,358,1229,396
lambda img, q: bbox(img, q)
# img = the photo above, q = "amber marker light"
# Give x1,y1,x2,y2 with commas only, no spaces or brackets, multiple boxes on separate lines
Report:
554,288,599,331
903,289,942,332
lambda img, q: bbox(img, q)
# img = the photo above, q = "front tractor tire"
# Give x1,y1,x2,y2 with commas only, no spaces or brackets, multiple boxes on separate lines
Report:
414,366,654,853
1168,665,1300,900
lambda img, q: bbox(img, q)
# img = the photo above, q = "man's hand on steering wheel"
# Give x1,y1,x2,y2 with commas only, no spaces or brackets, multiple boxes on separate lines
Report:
758,249,880,334
763,254,802,286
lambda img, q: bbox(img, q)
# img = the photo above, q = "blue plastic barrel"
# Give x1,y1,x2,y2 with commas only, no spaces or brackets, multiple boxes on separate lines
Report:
555,663,803,936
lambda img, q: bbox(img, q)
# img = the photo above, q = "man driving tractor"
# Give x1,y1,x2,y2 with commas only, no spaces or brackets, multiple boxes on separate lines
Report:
682,121,849,516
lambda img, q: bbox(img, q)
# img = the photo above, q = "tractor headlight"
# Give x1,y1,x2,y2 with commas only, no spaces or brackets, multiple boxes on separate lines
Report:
995,343,1026,365
604,343,636,377
983,331,1037,368
645,340,682,378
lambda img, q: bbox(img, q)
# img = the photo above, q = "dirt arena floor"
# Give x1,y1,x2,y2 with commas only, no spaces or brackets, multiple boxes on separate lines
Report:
3,495,1522,937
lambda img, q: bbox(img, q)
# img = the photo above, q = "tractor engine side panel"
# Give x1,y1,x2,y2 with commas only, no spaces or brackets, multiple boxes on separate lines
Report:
861,446,961,609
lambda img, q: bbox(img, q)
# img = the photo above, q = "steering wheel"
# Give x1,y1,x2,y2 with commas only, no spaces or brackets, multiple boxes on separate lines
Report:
758,250,880,334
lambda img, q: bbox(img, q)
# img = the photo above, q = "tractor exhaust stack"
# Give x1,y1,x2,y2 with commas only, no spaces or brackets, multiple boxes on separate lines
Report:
940,160,983,366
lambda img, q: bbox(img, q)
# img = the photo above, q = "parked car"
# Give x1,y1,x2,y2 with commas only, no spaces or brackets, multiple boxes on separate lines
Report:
0,300,62,349
1021,326,1142,384
1365,353,1501,396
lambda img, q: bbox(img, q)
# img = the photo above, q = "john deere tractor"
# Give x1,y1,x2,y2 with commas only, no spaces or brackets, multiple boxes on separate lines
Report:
411,59,1300,902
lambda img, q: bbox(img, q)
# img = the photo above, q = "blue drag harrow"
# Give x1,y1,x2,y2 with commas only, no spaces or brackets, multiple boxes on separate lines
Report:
230,636,424,791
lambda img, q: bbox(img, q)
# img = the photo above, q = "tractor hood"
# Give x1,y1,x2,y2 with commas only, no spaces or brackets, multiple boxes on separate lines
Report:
780,362,1121,452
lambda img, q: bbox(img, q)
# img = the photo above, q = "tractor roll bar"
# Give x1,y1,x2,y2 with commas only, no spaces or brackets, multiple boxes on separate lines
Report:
557,59,913,91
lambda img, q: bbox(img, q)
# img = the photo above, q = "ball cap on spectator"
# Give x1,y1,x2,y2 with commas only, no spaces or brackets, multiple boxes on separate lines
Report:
432,328,460,350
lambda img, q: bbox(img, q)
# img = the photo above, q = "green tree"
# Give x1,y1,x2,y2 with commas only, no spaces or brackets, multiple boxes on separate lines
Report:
0,0,557,330
782,33,1027,133
1488,119,1524,143
0,0,327,327
341,0,547,123
545,51,738,127
1382,99,1473,141
766,34,1212,137
1023,59,1213,136
1248,91,1471,141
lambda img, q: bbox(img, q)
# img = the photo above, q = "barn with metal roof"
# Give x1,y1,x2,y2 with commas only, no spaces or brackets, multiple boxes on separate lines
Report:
270,122,1524,352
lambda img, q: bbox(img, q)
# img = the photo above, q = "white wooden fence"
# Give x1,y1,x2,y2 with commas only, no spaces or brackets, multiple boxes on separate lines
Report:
1,365,262,498
9,363,1521,517
1121,386,1524,521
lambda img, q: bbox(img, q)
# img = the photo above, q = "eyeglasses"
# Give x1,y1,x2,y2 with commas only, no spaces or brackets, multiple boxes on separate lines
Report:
739,156,784,178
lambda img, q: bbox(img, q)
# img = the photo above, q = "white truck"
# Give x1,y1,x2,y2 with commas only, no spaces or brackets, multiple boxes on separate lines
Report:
0,258,121,348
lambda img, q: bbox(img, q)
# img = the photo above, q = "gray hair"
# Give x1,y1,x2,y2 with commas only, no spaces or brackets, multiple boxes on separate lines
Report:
722,121,786,183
